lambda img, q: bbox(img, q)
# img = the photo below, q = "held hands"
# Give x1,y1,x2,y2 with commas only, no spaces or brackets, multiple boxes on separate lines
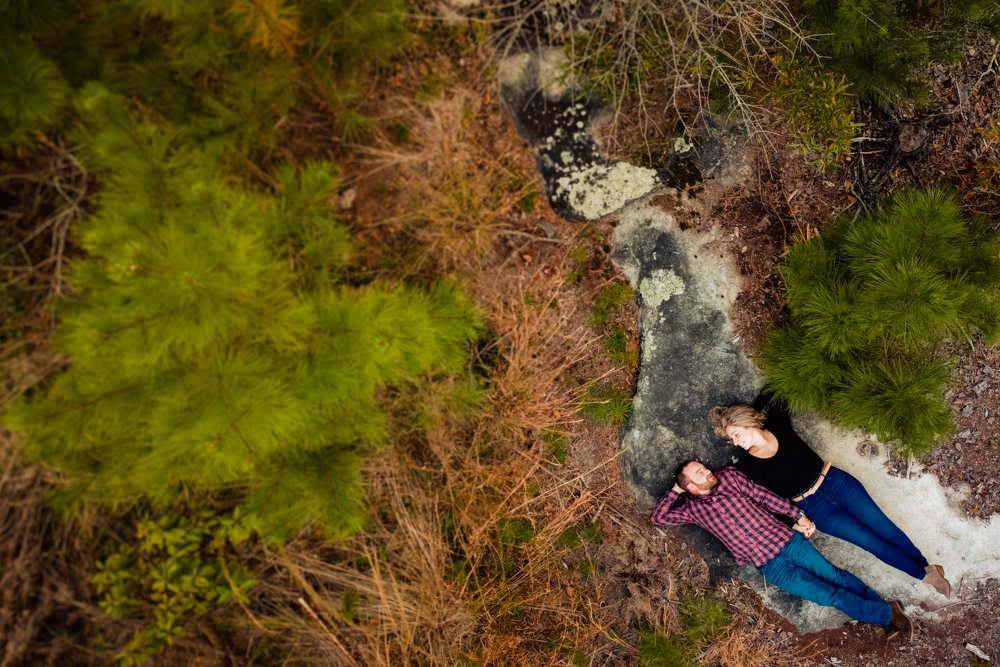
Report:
793,515,816,538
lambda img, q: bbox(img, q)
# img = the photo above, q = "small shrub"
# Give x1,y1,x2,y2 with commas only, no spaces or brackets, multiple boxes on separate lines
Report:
556,527,582,549
415,71,451,104
0,42,69,151
604,326,639,366
769,51,862,174
579,522,602,544
578,386,632,426
388,120,412,143
340,108,375,143
678,591,731,643
518,182,538,212
448,556,473,587
591,283,634,326
803,0,929,108
638,625,693,667
557,522,603,549
802,0,1000,108
761,189,1000,456
92,511,257,664
638,591,731,667
341,590,360,623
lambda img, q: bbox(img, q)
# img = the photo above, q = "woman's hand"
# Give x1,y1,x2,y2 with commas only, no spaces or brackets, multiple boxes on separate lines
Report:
672,482,686,494
794,515,817,538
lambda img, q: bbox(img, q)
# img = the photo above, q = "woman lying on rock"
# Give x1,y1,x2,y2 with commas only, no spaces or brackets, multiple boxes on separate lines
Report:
709,396,952,599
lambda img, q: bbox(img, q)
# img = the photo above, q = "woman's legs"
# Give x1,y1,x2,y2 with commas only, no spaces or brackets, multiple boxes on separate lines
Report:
799,468,928,580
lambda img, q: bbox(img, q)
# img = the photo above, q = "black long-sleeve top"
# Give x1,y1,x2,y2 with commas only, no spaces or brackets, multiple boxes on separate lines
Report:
738,396,825,499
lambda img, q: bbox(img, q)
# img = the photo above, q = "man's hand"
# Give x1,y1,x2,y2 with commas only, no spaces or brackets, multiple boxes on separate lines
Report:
793,514,816,538
672,482,686,494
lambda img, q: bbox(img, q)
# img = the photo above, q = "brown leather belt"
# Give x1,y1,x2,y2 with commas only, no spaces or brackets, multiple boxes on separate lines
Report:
792,461,832,502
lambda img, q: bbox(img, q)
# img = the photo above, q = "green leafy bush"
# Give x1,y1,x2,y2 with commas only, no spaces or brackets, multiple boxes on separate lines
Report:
769,51,862,174
93,510,257,665
803,0,928,108
3,0,409,158
761,189,1000,456
803,0,1000,108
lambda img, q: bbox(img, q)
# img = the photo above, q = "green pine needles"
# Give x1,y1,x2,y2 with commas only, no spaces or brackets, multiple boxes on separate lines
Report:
761,189,1000,456
803,0,1000,108
6,87,483,543
0,41,69,151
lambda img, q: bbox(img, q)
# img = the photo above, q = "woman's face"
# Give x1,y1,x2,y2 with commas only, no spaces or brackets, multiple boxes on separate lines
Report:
725,423,764,451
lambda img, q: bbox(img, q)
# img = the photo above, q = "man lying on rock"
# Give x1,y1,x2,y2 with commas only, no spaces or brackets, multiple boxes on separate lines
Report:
652,461,914,641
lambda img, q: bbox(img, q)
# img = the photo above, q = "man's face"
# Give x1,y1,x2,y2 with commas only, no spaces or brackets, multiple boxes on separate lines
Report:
683,462,718,495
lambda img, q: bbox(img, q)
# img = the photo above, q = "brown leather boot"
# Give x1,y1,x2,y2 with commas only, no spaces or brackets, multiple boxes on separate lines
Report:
885,600,913,643
923,564,952,598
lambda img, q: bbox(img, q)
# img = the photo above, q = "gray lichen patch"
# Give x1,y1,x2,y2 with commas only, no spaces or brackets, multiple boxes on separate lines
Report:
554,161,659,221
497,47,662,221
638,268,685,310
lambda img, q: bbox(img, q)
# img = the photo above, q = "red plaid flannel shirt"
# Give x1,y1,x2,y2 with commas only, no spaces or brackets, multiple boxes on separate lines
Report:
650,467,800,567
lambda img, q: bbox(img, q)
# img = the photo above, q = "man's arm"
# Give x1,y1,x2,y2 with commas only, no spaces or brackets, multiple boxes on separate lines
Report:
728,468,817,537
729,468,799,519
650,483,692,526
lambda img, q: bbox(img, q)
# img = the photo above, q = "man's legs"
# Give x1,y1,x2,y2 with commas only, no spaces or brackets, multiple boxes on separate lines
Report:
758,533,891,624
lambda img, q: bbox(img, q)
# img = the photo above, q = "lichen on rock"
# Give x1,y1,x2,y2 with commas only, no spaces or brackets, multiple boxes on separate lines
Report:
638,268,685,309
554,161,658,220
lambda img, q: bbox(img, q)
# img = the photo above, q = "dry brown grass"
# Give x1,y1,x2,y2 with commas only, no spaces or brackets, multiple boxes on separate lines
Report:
352,88,539,277
0,430,101,667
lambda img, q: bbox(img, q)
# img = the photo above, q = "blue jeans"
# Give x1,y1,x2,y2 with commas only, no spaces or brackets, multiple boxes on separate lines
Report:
759,533,891,624
798,467,928,580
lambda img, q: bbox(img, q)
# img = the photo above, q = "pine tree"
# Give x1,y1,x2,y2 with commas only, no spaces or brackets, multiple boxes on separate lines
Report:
803,0,930,108
761,189,1000,456
4,0,410,160
6,86,483,543
0,41,69,151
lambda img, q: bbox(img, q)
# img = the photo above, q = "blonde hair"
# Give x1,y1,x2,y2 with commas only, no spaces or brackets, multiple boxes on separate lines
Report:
708,404,767,439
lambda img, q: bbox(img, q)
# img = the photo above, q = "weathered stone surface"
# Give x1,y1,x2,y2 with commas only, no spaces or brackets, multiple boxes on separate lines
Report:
497,47,660,221
609,203,824,626
691,113,751,187
610,205,758,509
